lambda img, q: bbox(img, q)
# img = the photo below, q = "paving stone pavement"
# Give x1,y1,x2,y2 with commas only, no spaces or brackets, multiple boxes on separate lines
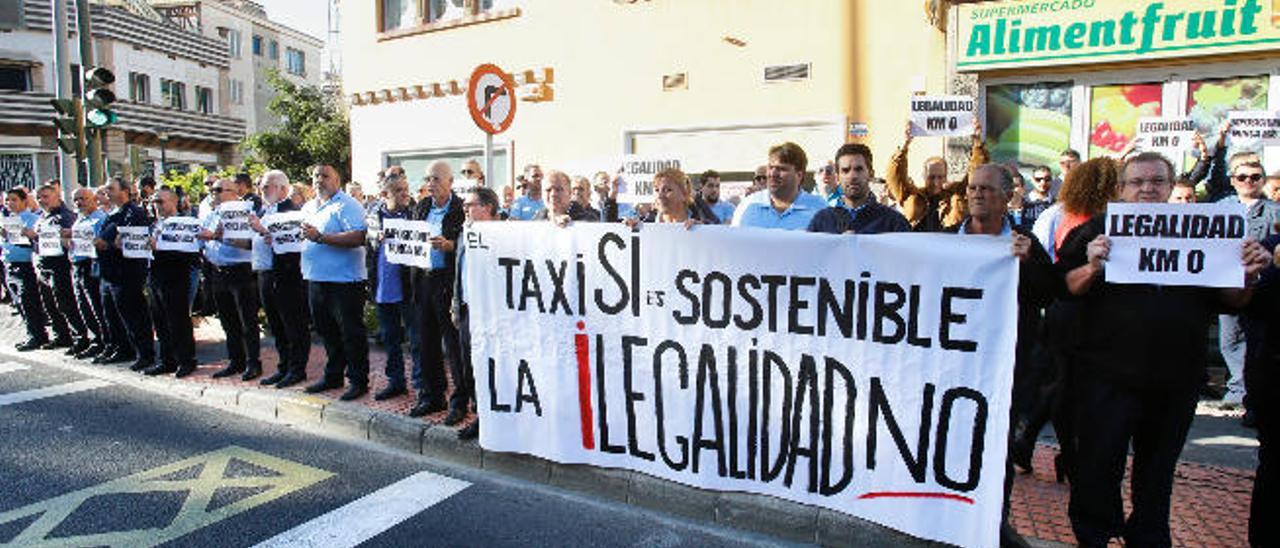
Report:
0,308,1259,546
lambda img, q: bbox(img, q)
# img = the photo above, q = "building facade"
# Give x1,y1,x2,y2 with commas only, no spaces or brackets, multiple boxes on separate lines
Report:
0,0,247,187
950,0,1280,176
341,1,955,191
151,0,326,134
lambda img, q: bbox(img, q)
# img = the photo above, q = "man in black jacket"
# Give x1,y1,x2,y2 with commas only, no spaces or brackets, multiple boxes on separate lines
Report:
1245,235,1280,547
34,182,88,352
145,188,199,377
807,143,911,235
249,170,310,388
94,177,155,369
408,161,466,420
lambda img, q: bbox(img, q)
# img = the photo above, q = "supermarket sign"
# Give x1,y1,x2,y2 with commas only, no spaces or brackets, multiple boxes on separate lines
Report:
958,0,1280,71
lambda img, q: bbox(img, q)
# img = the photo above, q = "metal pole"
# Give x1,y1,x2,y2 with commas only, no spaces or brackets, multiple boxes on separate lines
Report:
484,133,494,190
50,0,76,201
74,0,102,188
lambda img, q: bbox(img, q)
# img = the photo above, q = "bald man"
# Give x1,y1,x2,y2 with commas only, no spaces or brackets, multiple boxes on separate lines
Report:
69,187,108,359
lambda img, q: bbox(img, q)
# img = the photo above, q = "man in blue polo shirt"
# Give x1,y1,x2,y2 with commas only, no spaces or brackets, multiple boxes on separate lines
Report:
507,164,545,221
731,142,828,230
301,164,371,401
808,143,910,235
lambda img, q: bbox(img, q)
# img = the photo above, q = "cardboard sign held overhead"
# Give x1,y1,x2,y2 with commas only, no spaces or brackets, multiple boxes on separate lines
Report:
909,95,976,138
467,64,517,135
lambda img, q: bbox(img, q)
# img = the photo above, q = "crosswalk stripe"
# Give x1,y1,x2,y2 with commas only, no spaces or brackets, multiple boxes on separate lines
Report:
0,379,111,408
252,471,471,548
0,361,31,375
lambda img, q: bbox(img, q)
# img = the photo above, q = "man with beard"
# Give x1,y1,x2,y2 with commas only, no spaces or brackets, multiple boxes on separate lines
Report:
808,143,910,234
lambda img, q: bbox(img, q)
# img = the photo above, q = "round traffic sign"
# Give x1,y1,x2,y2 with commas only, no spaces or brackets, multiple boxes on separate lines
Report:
467,63,517,135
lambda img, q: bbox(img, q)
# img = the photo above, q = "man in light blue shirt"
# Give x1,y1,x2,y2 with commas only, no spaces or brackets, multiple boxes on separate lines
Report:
696,170,735,224
69,187,108,359
301,164,371,401
198,179,261,381
507,164,545,221
731,142,828,230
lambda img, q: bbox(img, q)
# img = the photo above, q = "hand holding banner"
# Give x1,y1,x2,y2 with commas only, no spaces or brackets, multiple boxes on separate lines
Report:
218,201,255,240
118,226,153,260
37,225,64,257
1104,202,1247,288
263,211,306,254
156,217,203,253
909,95,977,138
71,224,96,259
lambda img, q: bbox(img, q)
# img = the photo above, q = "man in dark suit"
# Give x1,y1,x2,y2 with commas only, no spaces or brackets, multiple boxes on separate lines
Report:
408,161,465,420
94,177,155,370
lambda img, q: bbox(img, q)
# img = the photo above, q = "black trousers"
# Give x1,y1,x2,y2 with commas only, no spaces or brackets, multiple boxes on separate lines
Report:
259,268,310,374
414,269,463,408
71,260,106,346
455,308,475,411
101,278,154,361
211,263,260,367
309,281,368,386
1068,373,1198,547
1246,329,1277,548
150,265,195,368
36,257,85,341
6,262,47,343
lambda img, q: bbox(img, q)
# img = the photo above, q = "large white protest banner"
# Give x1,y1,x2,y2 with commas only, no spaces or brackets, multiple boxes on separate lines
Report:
118,226,153,260
156,217,203,253
1,216,29,245
382,218,434,268
263,211,306,254
36,224,64,257
1228,110,1280,148
218,201,255,239
908,95,976,138
70,221,96,259
617,157,681,204
1105,202,1247,288
463,223,1019,547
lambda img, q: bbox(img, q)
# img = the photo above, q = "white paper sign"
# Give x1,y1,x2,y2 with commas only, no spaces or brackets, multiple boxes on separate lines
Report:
1228,110,1280,148
156,217,203,253
382,218,434,268
1135,116,1197,160
1105,202,1246,288
36,224,64,257
118,226,153,260
463,223,1019,547
909,95,977,138
2,216,30,245
263,211,306,254
71,221,97,259
218,201,255,240
617,156,682,204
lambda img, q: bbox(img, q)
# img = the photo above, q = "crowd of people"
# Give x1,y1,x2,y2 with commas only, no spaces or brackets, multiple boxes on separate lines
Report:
2,118,1279,547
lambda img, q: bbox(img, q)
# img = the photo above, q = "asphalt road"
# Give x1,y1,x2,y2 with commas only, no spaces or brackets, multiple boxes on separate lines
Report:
0,359,795,548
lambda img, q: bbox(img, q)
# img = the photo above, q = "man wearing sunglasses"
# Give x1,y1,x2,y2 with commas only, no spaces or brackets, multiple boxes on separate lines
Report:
1216,153,1280,418
1022,165,1056,229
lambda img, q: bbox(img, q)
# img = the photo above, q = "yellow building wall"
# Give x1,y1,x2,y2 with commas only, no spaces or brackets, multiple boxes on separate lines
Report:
341,0,952,185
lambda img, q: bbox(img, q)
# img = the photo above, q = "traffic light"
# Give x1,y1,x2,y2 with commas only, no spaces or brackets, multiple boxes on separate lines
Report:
83,67,117,128
49,97,81,155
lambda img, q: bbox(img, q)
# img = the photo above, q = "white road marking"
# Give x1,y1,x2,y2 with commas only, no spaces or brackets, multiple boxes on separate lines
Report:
1190,435,1259,448
0,379,111,408
0,361,31,375
252,470,472,548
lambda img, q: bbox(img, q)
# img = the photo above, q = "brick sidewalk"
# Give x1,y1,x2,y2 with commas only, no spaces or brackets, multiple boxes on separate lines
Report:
4,312,1257,546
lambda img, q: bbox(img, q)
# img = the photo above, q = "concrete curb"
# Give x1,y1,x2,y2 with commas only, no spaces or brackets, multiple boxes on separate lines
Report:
2,347,941,547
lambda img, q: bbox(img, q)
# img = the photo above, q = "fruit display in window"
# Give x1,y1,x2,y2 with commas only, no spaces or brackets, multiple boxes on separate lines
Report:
1187,77,1268,136
1089,84,1161,158
986,83,1072,173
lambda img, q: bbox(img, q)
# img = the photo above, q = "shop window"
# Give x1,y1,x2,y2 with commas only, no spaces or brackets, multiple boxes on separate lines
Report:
985,82,1073,172
1187,75,1269,142
1089,83,1162,159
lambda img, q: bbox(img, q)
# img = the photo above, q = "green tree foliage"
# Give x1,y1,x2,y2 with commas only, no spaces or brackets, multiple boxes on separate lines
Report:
242,69,350,183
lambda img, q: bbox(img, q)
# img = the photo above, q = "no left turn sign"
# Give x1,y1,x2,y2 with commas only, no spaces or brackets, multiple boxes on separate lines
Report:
467,63,517,135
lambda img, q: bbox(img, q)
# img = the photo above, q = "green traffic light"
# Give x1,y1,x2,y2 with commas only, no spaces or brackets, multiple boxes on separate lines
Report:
86,109,118,127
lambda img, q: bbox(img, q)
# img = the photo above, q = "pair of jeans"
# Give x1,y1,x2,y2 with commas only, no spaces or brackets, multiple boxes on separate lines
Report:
414,269,463,408
36,257,85,342
150,263,195,368
6,262,47,343
100,278,154,362
259,268,311,376
211,263,261,368
376,301,421,390
71,260,106,346
309,281,369,387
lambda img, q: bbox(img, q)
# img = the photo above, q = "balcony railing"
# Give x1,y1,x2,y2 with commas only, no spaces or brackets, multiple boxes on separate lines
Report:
0,91,247,145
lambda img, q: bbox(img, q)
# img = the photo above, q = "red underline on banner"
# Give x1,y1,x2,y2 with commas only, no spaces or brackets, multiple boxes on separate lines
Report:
858,492,975,504
574,321,595,450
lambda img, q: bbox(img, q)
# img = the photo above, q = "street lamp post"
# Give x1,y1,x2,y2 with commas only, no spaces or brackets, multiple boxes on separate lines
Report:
156,129,170,178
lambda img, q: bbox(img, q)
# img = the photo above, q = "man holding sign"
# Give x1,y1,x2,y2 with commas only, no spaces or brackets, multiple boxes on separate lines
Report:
34,183,88,353
249,171,310,388
887,119,987,232
144,188,199,377
407,161,465,420
69,188,107,360
1058,152,1272,546
94,177,155,369
2,188,48,351
199,179,262,381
